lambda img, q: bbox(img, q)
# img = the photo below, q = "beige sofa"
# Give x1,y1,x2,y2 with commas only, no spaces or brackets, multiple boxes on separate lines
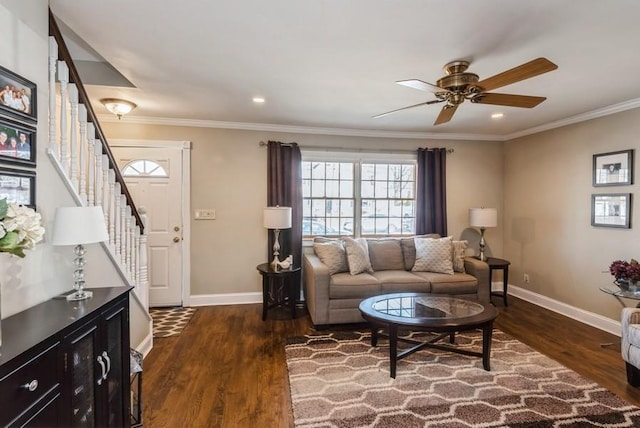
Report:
303,235,490,326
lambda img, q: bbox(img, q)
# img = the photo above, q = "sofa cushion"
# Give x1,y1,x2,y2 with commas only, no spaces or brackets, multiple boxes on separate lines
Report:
313,240,348,275
412,271,478,294
343,237,373,275
367,239,405,271
412,236,454,274
452,240,469,273
329,272,380,299
400,234,440,270
372,270,432,294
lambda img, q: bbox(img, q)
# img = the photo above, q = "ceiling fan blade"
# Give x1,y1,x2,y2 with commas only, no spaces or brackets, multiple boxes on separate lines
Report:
396,79,446,93
473,93,546,108
476,57,558,92
373,99,442,118
434,104,458,125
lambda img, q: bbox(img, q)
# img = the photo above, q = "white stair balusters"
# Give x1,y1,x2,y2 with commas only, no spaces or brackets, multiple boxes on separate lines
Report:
58,61,69,175
47,40,149,299
87,123,96,206
68,83,79,193
78,104,88,204
48,37,58,158
107,167,116,246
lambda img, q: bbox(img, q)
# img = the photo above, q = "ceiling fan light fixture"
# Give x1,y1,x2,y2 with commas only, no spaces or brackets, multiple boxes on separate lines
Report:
100,98,137,119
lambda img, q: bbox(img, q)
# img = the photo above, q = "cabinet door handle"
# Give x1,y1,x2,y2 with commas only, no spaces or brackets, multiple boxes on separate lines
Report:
102,351,111,380
21,379,39,392
97,355,106,386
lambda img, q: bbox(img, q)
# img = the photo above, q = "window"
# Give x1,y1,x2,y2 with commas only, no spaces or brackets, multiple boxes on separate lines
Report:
302,161,354,236
122,160,168,177
302,153,416,237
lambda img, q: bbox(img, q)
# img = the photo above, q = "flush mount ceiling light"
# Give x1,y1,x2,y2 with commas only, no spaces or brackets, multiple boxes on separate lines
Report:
253,96,265,103
100,98,137,119
491,112,504,119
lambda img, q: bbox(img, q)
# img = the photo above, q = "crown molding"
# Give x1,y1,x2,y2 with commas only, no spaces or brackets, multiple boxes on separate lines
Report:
504,98,640,140
97,114,502,141
98,96,640,142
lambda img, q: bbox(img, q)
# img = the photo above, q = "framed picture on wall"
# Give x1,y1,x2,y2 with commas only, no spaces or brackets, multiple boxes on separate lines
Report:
0,65,37,124
0,117,36,167
591,193,631,228
593,149,634,186
0,167,35,208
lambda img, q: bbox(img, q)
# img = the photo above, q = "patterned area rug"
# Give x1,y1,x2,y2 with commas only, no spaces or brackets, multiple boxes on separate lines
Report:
285,330,640,427
149,307,197,337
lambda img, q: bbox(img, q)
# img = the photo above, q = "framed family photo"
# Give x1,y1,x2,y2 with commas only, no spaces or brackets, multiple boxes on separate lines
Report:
591,193,631,228
0,167,35,208
0,64,37,124
0,117,36,167
593,149,634,186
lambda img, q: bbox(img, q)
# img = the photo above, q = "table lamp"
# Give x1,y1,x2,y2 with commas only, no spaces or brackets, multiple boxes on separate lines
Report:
263,206,292,269
469,207,497,262
52,206,109,301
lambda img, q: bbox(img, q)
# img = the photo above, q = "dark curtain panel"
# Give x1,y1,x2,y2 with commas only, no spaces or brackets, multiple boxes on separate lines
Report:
267,140,302,269
415,148,448,236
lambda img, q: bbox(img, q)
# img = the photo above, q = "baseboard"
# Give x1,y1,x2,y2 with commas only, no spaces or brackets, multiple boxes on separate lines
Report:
188,292,262,307
134,328,154,358
508,285,621,337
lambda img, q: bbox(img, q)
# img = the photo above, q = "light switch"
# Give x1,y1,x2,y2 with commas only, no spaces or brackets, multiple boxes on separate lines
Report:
195,209,216,220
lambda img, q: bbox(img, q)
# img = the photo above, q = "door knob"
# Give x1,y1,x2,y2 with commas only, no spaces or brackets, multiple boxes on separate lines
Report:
173,237,181,243
174,226,180,232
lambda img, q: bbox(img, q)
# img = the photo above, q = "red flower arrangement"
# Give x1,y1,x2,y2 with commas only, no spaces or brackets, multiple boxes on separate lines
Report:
610,259,640,282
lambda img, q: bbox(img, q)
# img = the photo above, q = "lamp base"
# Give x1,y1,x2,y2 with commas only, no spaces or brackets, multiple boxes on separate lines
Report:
478,227,487,262
66,289,93,301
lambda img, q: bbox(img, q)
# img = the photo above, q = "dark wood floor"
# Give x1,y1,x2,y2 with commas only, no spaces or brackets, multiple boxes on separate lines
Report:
142,297,640,427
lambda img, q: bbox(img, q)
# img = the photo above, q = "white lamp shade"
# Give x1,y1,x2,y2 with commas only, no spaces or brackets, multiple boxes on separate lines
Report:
469,208,498,228
51,206,109,246
263,206,292,229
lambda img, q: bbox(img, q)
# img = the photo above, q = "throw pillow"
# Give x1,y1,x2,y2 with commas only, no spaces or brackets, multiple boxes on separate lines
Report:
452,239,469,273
412,236,454,275
368,239,404,271
313,240,348,275
400,234,441,270
342,237,374,275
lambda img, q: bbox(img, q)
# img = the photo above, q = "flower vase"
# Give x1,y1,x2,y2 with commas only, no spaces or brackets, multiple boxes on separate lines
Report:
630,280,640,295
615,279,630,291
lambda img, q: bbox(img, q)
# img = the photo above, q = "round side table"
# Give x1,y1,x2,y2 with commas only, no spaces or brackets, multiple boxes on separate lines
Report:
485,257,511,307
256,263,301,320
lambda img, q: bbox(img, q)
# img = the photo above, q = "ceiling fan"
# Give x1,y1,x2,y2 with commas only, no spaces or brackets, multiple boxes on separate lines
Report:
374,57,558,125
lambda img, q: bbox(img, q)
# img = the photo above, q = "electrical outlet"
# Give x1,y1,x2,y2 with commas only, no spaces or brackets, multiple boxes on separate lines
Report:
524,273,530,283
195,209,216,220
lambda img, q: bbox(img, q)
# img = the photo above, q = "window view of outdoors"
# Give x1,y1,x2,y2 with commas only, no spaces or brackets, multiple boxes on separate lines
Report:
302,161,354,236
302,159,416,237
359,163,415,235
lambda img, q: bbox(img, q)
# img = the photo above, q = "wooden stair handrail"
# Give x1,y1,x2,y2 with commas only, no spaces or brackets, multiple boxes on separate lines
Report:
49,10,144,233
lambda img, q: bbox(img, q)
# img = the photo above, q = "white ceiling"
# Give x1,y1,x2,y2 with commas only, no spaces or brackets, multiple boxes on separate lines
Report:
49,0,640,140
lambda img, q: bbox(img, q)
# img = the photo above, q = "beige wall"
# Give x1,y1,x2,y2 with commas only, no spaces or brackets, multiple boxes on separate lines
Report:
504,108,640,320
101,122,503,298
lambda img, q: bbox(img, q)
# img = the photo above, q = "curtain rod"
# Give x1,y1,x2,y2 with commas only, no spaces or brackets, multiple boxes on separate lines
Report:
258,141,454,154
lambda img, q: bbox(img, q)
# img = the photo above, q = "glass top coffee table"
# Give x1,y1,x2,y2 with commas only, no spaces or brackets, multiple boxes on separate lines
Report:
359,293,499,378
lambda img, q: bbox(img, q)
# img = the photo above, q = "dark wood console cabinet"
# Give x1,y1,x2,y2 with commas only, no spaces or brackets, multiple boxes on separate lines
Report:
0,287,132,427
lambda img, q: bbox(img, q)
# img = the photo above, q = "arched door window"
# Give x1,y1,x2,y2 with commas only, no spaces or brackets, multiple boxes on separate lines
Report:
122,159,168,177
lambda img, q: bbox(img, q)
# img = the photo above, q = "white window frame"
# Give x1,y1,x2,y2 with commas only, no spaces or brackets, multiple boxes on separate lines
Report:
302,150,416,240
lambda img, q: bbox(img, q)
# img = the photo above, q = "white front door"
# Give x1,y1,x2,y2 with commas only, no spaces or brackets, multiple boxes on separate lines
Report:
112,145,185,307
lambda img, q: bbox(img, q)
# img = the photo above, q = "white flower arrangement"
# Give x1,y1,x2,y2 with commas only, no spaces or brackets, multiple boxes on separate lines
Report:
0,198,45,257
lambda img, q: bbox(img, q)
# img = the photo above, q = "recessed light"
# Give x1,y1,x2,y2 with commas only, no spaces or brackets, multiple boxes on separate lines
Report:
253,97,265,103
491,113,504,119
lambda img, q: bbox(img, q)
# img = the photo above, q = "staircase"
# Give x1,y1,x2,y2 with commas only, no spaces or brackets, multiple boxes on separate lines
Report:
48,12,153,354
